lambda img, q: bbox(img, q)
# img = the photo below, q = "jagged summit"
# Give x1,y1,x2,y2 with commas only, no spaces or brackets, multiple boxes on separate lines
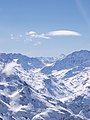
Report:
41,50,90,74
54,50,90,69
0,53,45,70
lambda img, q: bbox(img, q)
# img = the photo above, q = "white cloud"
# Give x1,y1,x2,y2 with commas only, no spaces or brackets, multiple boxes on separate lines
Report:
47,30,81,36
10,34,14,40
26,31,50,39
25,30,81,40
10,34,23,40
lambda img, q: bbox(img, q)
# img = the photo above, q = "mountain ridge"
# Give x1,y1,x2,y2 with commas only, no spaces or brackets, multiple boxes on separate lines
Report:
41,50,90,74
0,50,90,120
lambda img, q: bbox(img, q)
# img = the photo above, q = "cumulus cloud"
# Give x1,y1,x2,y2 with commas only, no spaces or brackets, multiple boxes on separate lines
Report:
26,30,81,40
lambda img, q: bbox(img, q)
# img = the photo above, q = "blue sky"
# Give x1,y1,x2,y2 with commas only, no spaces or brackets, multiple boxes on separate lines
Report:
0,0,90,56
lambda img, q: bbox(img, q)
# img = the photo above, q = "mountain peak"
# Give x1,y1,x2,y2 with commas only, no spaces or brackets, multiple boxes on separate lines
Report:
41,50,90,74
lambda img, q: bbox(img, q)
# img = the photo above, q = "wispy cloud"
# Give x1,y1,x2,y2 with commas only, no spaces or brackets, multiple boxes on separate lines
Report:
26,30,81,40
26,31,50,39
34,41,41,46
10,34,14,40
10,33,23,41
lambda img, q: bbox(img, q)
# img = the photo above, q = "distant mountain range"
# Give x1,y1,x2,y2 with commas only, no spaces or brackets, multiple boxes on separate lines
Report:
0,50,90,120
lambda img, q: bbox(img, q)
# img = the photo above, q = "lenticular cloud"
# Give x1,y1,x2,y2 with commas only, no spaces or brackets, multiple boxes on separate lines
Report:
26,30,81,40
47,30,81,36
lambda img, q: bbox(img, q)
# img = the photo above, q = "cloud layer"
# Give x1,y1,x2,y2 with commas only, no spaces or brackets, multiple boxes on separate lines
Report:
26,30,81,40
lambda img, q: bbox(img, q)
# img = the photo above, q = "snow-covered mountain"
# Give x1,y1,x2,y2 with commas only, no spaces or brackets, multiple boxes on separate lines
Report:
0,50,90,120
0,53,45,70
41,50,90,74
37,57,57,66
37,54,65,66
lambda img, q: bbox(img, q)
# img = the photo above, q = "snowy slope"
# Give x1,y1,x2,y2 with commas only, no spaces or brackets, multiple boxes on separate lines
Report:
41,50,90,74
37,57,57,65
0,53,45,70
37,54,65,66
0,50,90,120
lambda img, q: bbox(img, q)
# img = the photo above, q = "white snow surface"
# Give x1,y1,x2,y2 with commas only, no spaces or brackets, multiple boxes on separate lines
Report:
0,50,90,120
